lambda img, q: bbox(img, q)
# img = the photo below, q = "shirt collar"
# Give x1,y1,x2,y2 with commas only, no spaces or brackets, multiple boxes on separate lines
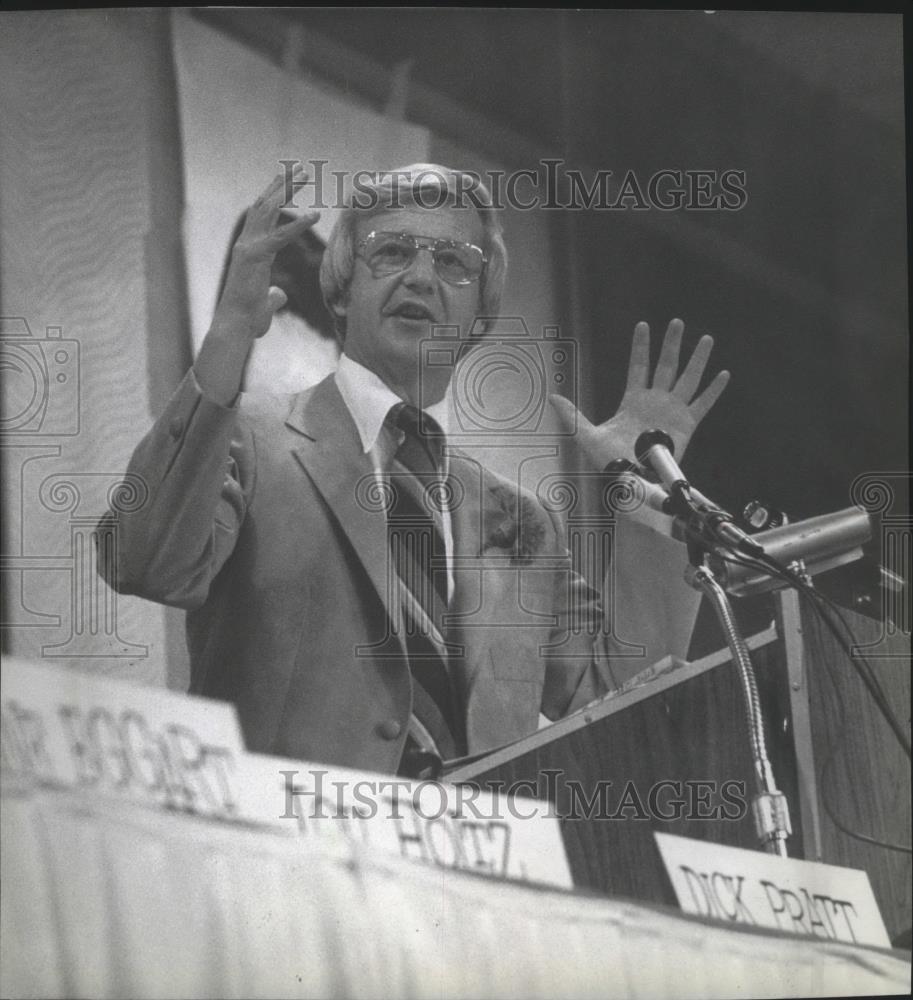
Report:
335,353,451,455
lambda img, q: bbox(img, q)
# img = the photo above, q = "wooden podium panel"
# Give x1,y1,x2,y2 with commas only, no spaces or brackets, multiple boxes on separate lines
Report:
453,626,802,910
452,598,911,942
802,606,911,945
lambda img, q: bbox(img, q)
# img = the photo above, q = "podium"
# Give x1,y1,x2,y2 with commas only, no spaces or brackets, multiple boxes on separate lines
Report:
449,592,911,944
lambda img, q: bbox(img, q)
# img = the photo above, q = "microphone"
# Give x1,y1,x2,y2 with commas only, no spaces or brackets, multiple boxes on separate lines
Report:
635,430,687,495
634,429,764,557
633,429,717,511
707,507,877,597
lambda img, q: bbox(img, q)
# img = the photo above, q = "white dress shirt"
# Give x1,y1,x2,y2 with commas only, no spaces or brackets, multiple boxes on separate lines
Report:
335,353,455,601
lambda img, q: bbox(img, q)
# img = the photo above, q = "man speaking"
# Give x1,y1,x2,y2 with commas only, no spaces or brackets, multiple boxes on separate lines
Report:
101,163,728,777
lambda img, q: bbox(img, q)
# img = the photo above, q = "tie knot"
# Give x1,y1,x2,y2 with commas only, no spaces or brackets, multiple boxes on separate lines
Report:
391,403,445,475
393,402,443,438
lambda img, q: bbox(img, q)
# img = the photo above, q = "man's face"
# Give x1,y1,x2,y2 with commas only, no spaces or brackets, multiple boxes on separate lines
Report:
339,204,484,404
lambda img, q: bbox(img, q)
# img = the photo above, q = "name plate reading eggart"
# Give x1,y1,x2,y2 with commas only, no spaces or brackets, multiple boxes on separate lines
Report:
655,832,890,949
1,657,246,818
234,753,574,890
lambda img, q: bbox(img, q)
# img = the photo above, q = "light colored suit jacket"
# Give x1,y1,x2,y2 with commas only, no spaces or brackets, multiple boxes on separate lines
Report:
103,370,614,773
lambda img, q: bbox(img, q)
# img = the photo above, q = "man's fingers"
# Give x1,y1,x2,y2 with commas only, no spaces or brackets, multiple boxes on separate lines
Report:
251,166,309,222
260,163,306,203
271,210,321,246
253,172,284,208
273,162,308,210
651,318,684,391
673,334,714,401
240,197,281,239
689,369,730,422
626,322,651,390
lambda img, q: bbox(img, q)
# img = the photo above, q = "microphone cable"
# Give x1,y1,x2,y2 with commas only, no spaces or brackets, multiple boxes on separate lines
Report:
718,545,909,759
711,544,911,856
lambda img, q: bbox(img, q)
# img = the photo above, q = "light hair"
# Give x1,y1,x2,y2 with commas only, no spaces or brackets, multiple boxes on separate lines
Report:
319,163,507,342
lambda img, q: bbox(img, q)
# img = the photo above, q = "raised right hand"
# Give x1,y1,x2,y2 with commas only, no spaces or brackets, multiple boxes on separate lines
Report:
213,164,321,340
196,166,321,404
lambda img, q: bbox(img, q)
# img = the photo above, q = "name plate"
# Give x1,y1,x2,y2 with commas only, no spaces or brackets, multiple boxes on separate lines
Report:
654,832,890,949
235,753,574,890
1,657,245,818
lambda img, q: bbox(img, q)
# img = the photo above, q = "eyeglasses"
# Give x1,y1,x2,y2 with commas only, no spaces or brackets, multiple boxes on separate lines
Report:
356,231,486,286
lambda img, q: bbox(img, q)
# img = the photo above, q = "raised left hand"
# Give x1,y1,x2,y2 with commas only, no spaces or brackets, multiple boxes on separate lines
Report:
551,318,730,468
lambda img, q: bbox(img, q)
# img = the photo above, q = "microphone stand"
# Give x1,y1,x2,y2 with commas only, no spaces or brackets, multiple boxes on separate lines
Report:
672,492,792,858
633,431,796,856
684,559,792,857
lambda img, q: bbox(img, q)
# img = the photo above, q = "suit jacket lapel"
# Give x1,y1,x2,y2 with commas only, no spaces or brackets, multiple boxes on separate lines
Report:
286,376,453,662
286,376,403,641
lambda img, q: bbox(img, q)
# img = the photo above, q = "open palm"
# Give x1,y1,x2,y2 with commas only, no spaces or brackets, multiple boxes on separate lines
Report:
552,319,730,468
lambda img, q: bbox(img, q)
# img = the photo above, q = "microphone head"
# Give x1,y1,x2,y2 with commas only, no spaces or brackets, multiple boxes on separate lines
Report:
635,429,675,463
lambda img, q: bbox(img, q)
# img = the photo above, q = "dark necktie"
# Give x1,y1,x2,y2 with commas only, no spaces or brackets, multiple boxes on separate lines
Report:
390,403,449,616
386,403,464,761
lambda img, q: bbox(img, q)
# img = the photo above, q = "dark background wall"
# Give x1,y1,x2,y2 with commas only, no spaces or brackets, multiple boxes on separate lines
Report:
562,11,907,524
257,8,909,523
